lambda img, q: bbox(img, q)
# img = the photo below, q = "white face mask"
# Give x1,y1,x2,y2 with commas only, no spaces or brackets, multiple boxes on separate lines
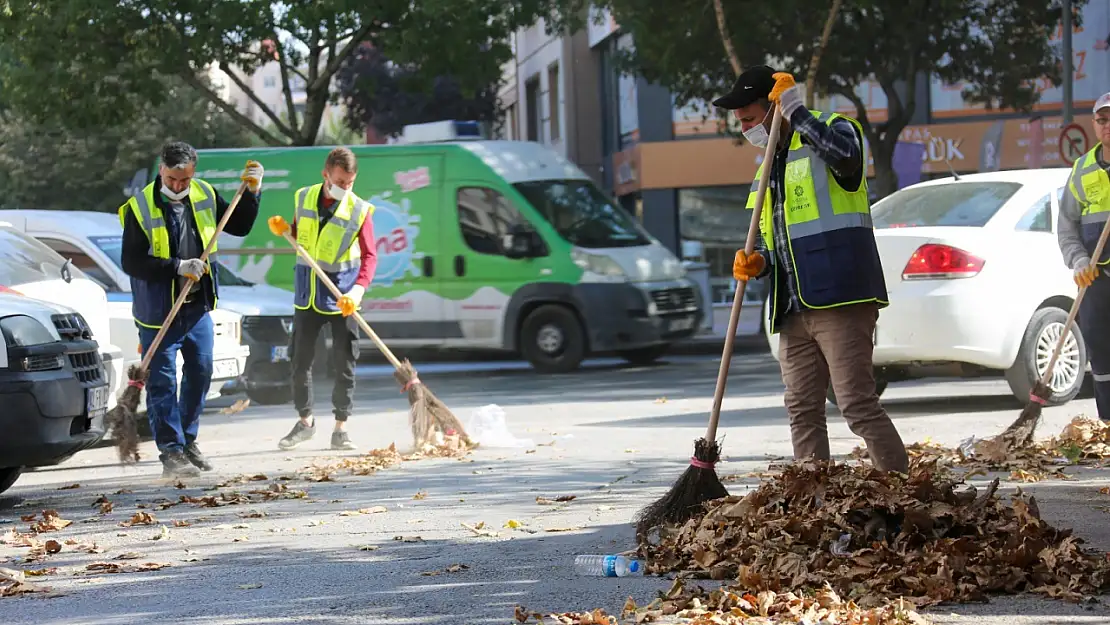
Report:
161,184,189,201
325,181,349,201
742,108,772,148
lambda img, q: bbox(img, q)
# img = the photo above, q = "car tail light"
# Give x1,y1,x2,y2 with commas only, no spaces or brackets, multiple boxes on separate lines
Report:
902,243,985,280
0,285,23,295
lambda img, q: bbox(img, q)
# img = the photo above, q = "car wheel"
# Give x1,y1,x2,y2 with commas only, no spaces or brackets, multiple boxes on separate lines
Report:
617,344,669,366
246,385,293,406
0,467,22,495
520,304,586,374
827,372,889,406
1005,307,1087,406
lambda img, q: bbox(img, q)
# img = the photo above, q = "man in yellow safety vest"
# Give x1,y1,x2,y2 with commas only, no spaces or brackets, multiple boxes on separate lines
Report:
268,147,377,451
119,141,263,478
712,66,908,474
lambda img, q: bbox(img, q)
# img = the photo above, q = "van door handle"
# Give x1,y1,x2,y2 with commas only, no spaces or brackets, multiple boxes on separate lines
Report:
422,256,434,277
454,255,465,277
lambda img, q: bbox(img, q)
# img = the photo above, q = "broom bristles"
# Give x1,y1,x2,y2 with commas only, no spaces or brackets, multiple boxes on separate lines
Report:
104,364,146,464
634,437,728,545
997,380,1050,450
394,358,473,449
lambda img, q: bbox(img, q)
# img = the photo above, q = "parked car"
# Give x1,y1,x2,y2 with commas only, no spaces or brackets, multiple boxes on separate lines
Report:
0,221,124,411
0,210,253,410
765,168,1086,406
0,292,109,495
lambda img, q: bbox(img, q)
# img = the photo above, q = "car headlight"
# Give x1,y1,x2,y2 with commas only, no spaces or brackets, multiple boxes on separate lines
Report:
662,258,687,280
571,248,627,283
1,315,57,347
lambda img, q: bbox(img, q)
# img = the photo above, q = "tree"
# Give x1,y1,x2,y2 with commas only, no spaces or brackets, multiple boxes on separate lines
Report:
0,74,251,213
572,0,1082,198
0,0,562,147
336,45,502,139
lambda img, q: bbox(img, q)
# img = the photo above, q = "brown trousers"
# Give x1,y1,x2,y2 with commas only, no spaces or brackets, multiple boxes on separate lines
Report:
777,302,909,473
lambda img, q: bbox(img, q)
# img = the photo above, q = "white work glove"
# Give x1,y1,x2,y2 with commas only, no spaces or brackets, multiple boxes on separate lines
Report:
346,284,366,302
177,258,207,281
241,159,264,194
769,72,806,117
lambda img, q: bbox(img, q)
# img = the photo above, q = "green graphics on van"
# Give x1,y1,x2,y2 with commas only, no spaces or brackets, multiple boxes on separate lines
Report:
184,121,700,373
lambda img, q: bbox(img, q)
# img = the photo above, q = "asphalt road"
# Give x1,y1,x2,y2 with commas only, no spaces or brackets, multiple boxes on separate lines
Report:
3,351,1110,624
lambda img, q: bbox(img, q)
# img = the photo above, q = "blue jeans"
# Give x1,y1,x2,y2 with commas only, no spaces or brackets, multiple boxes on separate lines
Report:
137,303,214,453
1079,275,1110,421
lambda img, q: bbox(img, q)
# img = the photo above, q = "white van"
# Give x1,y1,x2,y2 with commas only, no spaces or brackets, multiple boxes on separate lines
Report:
0,222,124,410
0,211,250,409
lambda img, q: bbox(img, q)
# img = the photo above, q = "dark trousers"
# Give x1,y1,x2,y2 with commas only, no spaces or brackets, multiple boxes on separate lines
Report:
290,307,359,421
1078,274,1110,421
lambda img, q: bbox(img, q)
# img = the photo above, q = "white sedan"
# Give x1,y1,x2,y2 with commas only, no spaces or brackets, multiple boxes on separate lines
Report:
765,168,1088,406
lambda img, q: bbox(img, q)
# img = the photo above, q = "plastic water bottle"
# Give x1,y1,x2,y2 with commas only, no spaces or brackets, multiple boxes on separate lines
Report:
574,554,644,577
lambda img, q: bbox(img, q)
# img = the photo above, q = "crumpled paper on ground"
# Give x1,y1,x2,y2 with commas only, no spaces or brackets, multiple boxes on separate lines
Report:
466,404,534,449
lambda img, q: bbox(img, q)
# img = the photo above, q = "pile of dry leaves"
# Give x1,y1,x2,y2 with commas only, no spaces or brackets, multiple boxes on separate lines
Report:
300,437,470,482
638,459,1110,609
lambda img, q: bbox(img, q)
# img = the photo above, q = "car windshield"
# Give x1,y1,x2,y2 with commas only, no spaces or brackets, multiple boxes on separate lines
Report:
89,234,253,286
871,181,1023,228
0,225,89,286
512,179,651,248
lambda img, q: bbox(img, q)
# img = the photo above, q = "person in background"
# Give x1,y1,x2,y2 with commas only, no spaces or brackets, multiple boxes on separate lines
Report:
119,140,263,478
268,147,377,451
1058,93,1110,421
713,65,909,474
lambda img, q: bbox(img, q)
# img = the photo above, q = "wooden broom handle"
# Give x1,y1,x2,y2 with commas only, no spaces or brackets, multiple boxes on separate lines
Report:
138,181,248,373
705,104,785,443
278,230,405,372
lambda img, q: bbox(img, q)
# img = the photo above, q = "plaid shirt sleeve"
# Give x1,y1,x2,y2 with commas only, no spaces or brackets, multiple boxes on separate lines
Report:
787,107,863,181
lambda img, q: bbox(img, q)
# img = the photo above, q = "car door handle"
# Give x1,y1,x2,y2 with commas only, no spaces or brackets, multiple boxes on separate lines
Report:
422,256,434,277
454,255,465,277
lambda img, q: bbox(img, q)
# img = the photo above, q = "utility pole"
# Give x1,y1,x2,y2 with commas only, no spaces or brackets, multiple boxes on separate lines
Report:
1063,0,1074,123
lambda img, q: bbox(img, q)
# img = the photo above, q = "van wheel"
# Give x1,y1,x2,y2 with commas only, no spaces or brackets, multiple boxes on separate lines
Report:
0,467,22,495
1005,307,1087,406
827,373,889,406
618,345,669,366
247,386,293,406
520,305,586,374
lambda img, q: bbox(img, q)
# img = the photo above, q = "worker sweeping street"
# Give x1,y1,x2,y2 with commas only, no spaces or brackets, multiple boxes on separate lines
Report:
119,141,263,478
269,147,377,452
713,66,909,474
1058,92,1110,422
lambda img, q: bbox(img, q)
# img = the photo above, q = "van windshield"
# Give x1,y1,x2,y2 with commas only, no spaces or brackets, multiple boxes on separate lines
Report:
0,225,89,286
512,179,651,248
89,234,253,286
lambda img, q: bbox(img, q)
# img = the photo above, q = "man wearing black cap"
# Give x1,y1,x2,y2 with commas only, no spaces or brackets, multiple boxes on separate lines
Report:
714,66,908,474
1058,93,1110,421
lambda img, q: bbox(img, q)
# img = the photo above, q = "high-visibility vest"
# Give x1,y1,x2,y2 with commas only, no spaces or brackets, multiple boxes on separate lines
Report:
293,183,373,314
117,179,219,329
1066,145,1110,266
746,110,888,333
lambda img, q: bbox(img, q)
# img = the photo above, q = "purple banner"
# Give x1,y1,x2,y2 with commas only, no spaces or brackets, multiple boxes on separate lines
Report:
891,141,926,190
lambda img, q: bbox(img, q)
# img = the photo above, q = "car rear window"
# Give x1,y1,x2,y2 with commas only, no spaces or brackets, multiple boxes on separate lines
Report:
871,181,1023,228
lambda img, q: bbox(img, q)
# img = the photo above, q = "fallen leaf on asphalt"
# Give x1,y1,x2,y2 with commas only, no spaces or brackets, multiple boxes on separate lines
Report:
623,448,636,453
504,519,523,529
595,505,614,512
93,496,114,515
172,520,192,527
420,563,469,576
173,481,187,489
357,545,379,551
392,536,423,543
237,583,263,590
543,526,583,533
231,523,250,529
31,510,72,533
84,562,170,574
412,491,428,500
23,568,56,577
214,474,269,488
57,483,80,490
20,514,36,522
654,397,667,403
120,512,157,527
151,525,170,541
536,495,576,505
460,522,499,538
43,540,61,554
115,489,132,495
220,398,250,414
114,552,142,560
360,506,387,514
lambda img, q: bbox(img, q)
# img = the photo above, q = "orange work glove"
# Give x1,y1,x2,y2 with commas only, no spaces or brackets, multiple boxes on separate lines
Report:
268,215,290,236
337,295,357,317
768,72,796,103
733,250,765,281
1075,261,1100,288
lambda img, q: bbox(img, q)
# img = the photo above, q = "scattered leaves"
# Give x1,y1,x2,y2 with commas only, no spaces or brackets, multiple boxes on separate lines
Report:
220,398,250,414
57,483,80,490
119,512,157,527
460,521,499,538
536,495,576,505
84,562,170,574
30,510,71,533
93,496,114,515
421,563,469,576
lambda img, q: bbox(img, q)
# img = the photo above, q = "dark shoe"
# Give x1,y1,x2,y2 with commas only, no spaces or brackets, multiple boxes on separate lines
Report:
330,430,357,451
184,442,214,471
161,449,201,479
279,418,316,450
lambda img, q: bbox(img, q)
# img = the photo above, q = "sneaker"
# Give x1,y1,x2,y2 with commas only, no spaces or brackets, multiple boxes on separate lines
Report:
161,449,201,479
278,419,316,450
184,442,214,471
330,430,357,451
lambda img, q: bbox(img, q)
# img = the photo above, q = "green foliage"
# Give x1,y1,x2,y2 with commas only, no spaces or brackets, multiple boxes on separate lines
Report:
0,0,567,146
583,0,1084,197
0,74,251,212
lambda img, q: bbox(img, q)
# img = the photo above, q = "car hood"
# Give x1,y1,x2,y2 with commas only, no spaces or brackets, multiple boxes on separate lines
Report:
0,292,71,340
216,284,294,317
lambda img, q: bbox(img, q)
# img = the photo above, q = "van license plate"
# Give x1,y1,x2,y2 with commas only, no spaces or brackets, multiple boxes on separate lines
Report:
87,385,109,418
271,346,290,362
668,316,696,332
213,359,240,379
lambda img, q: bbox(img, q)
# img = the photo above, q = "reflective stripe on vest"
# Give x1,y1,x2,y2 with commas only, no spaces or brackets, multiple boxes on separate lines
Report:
745,110,871,251
1067,146,1110,266
293,184,372,272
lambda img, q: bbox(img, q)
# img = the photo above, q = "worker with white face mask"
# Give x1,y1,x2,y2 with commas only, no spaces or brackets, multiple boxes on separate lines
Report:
267,147,378,451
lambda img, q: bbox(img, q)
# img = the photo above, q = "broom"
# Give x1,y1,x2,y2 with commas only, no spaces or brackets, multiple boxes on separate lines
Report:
269,221,473,451
997,207,1110,449
634,103,785,541
105,180,250,463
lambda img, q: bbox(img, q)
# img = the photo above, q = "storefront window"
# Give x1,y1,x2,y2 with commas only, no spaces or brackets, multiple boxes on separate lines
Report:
677,185,767,305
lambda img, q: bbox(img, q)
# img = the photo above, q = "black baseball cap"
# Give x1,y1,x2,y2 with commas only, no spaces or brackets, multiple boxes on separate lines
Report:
712,65,777,110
